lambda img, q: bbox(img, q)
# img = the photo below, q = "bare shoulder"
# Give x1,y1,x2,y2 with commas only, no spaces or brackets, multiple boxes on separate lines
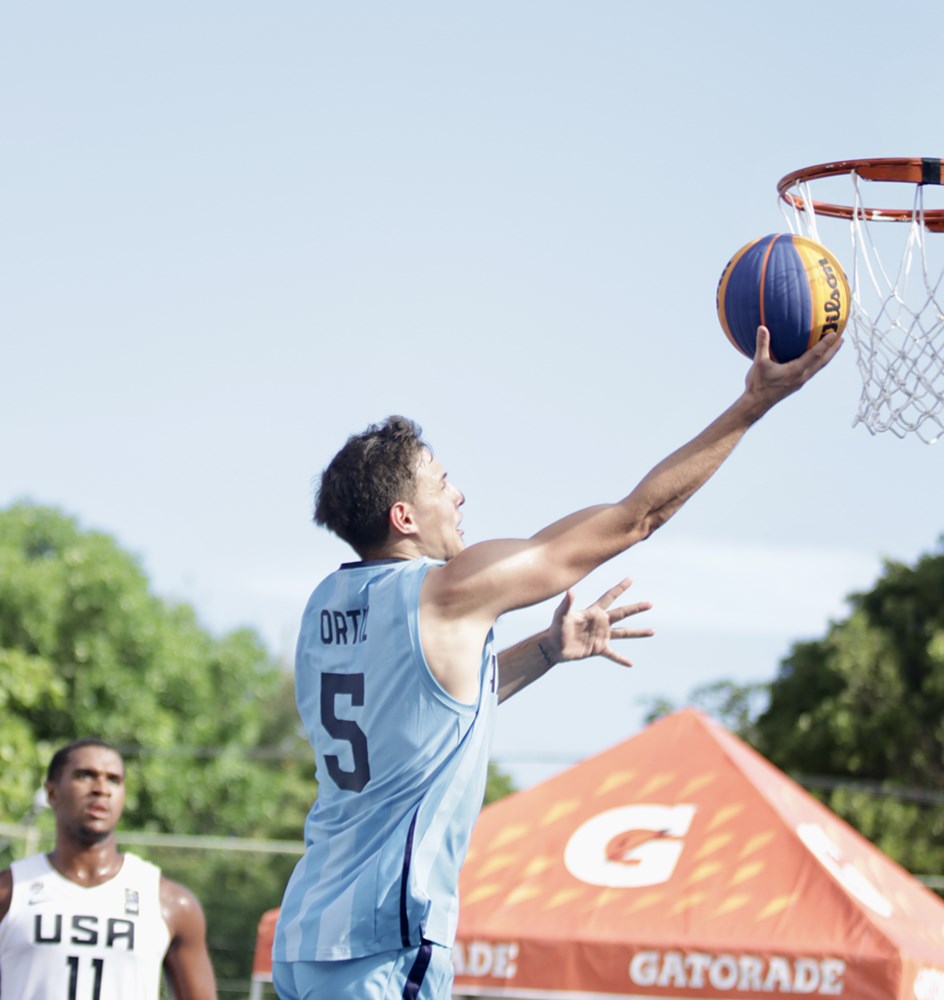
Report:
159,875,207,937
0,867,12,922
422,539,535,623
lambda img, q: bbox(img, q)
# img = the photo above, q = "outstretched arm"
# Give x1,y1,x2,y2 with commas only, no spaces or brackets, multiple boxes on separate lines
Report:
497,578,653,703
432,327,843,623
422,327,842,703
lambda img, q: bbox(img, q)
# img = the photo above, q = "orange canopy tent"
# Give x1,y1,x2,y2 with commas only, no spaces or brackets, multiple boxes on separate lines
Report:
248,709,944,999
453,709,944,1000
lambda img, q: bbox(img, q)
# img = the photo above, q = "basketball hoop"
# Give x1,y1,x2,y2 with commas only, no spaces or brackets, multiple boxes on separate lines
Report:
777,157,944,444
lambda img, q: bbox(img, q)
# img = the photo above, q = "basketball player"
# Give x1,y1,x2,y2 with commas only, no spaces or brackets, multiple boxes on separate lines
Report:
273,327,842,1000
0,738,217,1000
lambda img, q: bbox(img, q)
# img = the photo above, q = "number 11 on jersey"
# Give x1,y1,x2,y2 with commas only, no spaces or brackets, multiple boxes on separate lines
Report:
67,955,104,1000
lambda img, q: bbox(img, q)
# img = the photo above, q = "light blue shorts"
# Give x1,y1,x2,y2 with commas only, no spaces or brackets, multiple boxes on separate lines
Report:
272,941,453,1000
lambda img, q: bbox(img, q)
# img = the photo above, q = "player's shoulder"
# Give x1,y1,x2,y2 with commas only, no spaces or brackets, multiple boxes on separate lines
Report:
159,875,206,935
421,542,520,624
115,851,163,887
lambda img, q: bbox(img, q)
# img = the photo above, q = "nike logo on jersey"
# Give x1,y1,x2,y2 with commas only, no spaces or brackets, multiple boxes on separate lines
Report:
27,880,50,905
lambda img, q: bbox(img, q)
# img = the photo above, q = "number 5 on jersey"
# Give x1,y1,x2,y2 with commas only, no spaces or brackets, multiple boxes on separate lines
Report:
320,672,371,792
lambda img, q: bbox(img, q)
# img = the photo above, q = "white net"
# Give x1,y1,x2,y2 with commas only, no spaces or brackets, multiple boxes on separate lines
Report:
780,173,944,444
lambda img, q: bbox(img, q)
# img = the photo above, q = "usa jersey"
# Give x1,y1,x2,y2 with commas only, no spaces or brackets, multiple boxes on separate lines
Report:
0,852,170,1000
274,557,498,961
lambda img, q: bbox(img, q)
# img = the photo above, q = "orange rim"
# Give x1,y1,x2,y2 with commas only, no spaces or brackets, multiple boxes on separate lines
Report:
777,157,944,233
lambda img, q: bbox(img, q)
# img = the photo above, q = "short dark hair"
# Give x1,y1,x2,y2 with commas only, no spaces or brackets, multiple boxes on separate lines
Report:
46,738,124,784
315,416,429,556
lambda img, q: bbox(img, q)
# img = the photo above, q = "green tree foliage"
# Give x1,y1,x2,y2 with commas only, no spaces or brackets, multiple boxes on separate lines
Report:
753,543,944,876
0,502,314,983
485,761,515,805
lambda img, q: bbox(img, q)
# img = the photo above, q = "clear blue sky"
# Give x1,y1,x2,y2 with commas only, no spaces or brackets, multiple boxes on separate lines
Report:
2,2,941,788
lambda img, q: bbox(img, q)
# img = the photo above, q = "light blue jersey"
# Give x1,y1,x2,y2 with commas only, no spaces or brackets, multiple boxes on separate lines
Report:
274,557,498,962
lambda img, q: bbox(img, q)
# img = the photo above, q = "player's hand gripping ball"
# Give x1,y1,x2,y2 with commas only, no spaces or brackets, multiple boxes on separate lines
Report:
716,233,850,361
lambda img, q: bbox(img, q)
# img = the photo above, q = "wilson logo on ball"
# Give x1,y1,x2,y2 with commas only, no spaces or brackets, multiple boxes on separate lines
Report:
716,234,850,361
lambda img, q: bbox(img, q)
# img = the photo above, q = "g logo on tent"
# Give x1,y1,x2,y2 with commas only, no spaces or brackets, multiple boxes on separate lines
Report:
564,804,697,888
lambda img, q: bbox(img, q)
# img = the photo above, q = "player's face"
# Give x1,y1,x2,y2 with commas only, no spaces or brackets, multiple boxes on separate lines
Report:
47,745,126,844
409,450,466,561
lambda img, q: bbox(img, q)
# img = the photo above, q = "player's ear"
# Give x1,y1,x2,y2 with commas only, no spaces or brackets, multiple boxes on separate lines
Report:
389,501,417,536
44,780,58,809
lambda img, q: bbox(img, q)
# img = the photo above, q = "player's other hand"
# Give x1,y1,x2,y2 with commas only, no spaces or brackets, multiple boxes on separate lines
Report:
546,577,653,668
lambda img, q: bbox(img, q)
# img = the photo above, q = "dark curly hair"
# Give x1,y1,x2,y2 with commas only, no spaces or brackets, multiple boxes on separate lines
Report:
314,416,430,557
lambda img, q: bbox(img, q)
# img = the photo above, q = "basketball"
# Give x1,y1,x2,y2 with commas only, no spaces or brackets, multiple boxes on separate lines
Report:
716,233,850,362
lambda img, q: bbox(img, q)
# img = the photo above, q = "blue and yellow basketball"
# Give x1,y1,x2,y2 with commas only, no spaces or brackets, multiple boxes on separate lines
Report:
716,233,850,362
